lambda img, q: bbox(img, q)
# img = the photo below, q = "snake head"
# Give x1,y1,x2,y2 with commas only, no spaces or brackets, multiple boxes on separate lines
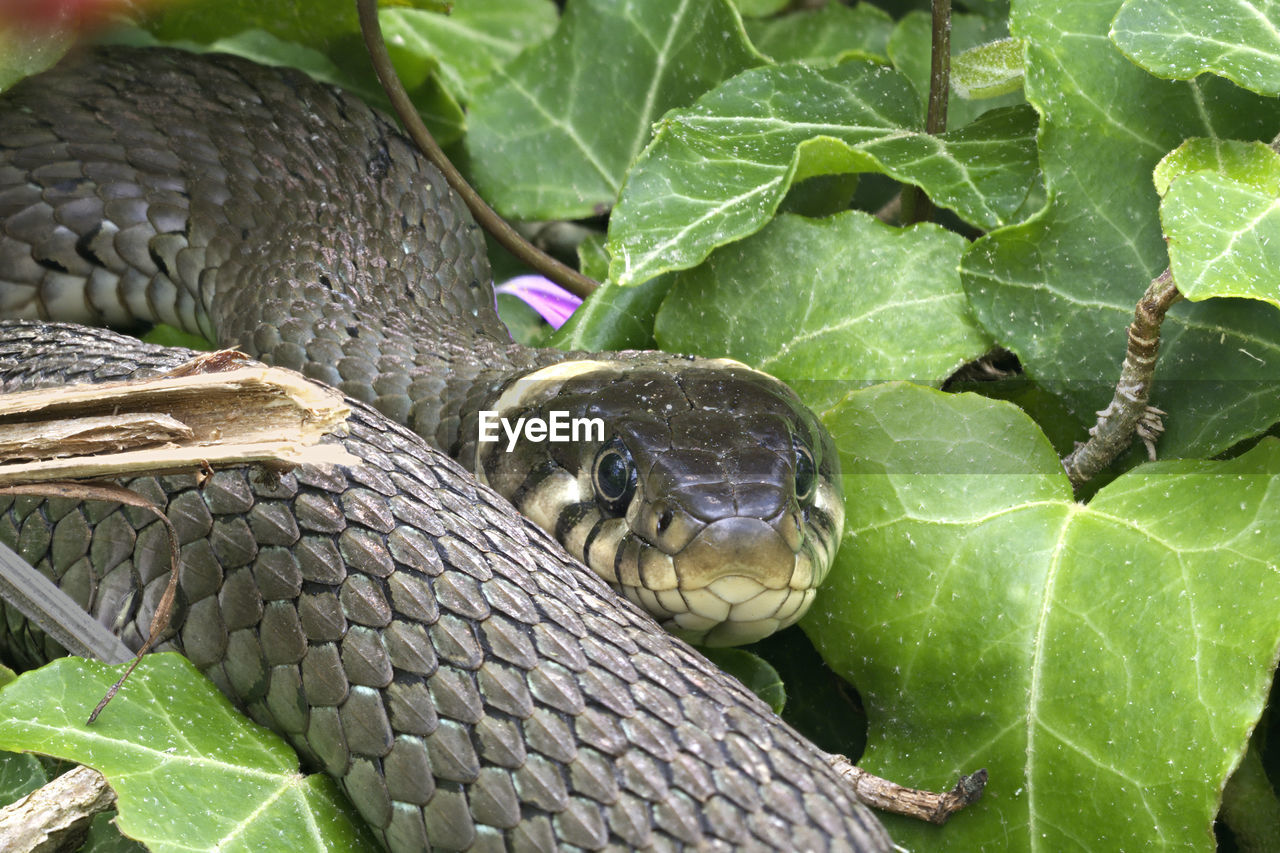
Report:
470,356,844,647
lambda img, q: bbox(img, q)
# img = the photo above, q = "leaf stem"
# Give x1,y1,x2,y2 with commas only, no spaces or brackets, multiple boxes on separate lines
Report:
354,0,599,298
1221,740,1280,852
901,0,951,225
1060,268,1183,487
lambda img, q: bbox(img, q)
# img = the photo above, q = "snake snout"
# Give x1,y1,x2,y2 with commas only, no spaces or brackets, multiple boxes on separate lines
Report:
658,514,820,647
675,515,796,589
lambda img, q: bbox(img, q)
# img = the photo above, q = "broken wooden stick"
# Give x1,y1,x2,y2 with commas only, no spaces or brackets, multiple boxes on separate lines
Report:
0,351,356,484
0,765,115,853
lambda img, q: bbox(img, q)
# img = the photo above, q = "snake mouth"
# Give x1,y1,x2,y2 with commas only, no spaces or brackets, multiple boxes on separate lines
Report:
644,515,821,647
616,491,844,647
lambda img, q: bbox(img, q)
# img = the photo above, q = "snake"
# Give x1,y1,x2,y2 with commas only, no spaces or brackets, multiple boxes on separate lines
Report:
0,46,890,850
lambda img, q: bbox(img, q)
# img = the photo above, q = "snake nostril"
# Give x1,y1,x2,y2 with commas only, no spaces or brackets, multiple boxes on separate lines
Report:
657,508,674,534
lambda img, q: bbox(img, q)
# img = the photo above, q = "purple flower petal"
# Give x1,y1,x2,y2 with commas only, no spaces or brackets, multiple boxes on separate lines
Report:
495,275,582,329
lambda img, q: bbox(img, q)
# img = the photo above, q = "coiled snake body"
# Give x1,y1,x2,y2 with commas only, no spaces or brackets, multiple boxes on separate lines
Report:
0,48,890,850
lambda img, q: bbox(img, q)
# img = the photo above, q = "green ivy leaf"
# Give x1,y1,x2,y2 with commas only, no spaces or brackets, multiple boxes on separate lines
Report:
167,28,347,81
962,0,1280,458
607,61,1039,287
84,815,148,853
465,0,763,220
380,0,558,104
744,2,895,65
495,293,553,346
653,212,989,408
0,749,147,852
550,277,671,351
0,655,376,853
1152,138,1280,196
142,0,369,51
808,383,1280,849
747,628,870,761
0,750,48,803
140,324,215,350
1112,0,1280,96
139,0,442,55
104,18,468,146
777,172,861,218
548,234,671,351
952,37,1025,98
0,24,73,91
576,231,611,283
1156,139,1280,308
1162,182,1280,309
962,0,1013,21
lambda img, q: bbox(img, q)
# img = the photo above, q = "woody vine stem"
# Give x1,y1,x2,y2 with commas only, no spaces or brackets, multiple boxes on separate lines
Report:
900,0,950,225
1060,269,1182,487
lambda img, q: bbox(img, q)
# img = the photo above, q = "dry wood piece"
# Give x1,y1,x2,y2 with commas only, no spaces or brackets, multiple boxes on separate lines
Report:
0,413,193,462
0,352,356,485
0,765,116,853
829,754,987,825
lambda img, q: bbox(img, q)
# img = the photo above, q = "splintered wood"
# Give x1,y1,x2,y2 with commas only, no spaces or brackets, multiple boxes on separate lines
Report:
0,351,356,484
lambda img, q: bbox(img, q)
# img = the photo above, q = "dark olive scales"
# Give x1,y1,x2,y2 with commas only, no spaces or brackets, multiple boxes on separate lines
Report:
0,323,889,851
0,47,890,850
1,46,844,647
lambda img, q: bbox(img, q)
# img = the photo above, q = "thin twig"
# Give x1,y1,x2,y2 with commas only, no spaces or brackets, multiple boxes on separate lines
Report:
901,0,951,225
0,482,184,722
1060,269,1183,487
0,541,132,664
827,755,986,824
354,0,599,299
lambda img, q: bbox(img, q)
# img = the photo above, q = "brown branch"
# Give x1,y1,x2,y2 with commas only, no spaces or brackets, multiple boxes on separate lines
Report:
0,482,183,723
901,0,951,225
924,0,952,137
0,353,353,719
1061,268,1184,487
828,755,986,824
354,0,599,299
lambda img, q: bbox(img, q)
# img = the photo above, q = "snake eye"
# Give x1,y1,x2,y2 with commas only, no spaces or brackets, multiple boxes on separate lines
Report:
593,437,637,515
793,438,816,503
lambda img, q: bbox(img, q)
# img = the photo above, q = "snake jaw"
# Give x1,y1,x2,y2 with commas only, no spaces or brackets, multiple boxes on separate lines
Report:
665,516,808,646
648,468,844,647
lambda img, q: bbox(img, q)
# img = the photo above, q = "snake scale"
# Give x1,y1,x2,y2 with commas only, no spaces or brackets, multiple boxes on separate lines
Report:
0,46,891,850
